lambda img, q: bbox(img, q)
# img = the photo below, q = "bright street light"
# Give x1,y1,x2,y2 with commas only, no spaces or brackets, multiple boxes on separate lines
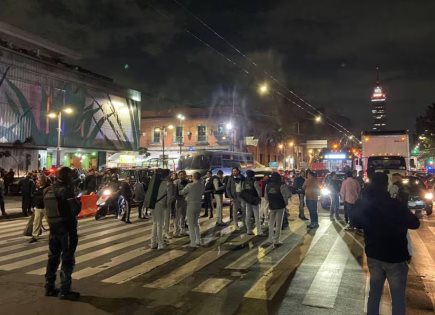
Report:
47,113,57,119
278,144,284,149
167,125,174,130
315,115,322,123
288,141,294,147
226,122,233,130
177,114,185,120
258,83,269,95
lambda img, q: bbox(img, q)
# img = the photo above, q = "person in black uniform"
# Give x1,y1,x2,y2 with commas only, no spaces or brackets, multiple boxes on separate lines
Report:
202,171,214,218
45,167,80,300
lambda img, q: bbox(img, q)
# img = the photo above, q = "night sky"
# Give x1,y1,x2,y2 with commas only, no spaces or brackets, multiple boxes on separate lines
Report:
1,0,434,134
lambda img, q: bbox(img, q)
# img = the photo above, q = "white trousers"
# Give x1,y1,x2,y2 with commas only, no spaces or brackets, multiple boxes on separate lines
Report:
32,208,45,238
151,208,165,247
245,203,262,234
186,203,201,246
260,198,269,223
163,206,171,236
232,196,245,228
215,194,223,224
174,199,187,235
268,209,285,243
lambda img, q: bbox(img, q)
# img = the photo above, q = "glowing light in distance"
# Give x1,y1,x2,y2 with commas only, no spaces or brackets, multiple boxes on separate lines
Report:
47,113,57,119
258,83,269,95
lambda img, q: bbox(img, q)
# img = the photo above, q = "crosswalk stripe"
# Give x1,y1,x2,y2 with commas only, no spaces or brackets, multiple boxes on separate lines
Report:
144,249,230,289
29,233,153,276
306,220,332,253
74,219,231,281
302,235,351,308
73,247,152,280
103,250,187,284
192,278,232,294
0,225,151,271
225,220,306,271
0,218,28,227
0,220,149,263
0,216,97,233
0,219,136,254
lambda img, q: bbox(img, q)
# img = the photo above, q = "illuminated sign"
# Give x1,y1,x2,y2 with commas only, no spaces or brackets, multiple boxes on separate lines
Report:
119,155,136,164
324,153,347,160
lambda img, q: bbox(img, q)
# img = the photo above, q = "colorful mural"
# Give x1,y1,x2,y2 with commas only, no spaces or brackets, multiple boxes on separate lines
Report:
0,64,140,151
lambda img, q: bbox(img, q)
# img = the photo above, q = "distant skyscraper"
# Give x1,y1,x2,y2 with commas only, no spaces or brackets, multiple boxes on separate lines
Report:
371,67,387,131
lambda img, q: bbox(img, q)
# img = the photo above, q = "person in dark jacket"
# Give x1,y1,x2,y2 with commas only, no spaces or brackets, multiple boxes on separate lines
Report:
45,167,80,300
202,171,214,218
0,176,7,218
293,170,308,220
29,175,51,243
226,167,246,229
20,174,36,217
353,172,420,315
328,172,341,220
84,169,97,194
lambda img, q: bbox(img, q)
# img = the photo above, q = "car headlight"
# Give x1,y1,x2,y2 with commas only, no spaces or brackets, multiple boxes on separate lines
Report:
321,188,331,196
103,189,112,196
424,192,433,200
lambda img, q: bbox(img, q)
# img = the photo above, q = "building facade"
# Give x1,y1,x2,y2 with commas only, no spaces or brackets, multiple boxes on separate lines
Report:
371,69,387,131
0,23,141,174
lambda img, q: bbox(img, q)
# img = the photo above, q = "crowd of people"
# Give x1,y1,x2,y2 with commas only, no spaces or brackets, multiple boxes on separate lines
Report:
0,165,422,312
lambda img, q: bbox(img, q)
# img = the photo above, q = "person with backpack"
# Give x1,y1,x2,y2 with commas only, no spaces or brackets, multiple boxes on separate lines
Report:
240,170,263,236
213,170,226,226
149,169,173,250
202,171,214,218
265,172,291,247
258,175,270,227
173,170,190,237
29,175,51,243
44,167,81,300
180,172,205,248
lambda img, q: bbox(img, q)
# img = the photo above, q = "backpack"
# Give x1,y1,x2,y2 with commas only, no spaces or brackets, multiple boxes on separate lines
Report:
144,173,163,209
133,181,146,202
43,186,61,219
240,178,260,205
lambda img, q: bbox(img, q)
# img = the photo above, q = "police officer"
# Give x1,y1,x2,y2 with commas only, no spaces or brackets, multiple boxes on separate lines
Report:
173,170,190,237
44,167,80,300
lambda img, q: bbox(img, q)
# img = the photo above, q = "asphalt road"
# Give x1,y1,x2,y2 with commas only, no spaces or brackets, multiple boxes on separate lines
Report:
0,199,433,315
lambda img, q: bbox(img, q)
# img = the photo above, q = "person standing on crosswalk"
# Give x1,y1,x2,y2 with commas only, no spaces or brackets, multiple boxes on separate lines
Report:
44,167,81,300
150,169,174,250
226,167,246,230
265,172,291,247
29,174,51,243
302,171,320,229
180,172,205,248
163,173,176,240
241,170,263,236
213,170,226,226
173,170,190,237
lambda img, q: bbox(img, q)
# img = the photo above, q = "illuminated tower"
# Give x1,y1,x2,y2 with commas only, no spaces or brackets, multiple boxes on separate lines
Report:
371,67,387,131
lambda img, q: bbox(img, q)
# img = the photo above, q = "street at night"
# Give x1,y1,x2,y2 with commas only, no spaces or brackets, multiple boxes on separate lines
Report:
1,1,435,314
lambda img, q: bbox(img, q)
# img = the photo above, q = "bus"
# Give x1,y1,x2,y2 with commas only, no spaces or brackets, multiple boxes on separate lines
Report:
178,150,255,176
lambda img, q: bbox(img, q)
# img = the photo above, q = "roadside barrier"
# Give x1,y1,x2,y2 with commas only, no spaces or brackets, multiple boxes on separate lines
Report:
78,194,98,218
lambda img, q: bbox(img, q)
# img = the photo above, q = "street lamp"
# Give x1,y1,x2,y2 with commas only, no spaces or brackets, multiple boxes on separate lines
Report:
258,83,269,95
226,122,235,151
176,114,185,156
155,125,174,168
47,107,74,167
315,115,322,123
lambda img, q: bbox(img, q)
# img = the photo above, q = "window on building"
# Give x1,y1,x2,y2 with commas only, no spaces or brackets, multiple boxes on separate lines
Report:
153,128,161,143
174,126,183,143
197,125,207,142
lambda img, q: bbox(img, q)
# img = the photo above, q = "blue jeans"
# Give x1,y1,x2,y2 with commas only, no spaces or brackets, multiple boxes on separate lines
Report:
367,257,408,315
306,199,318,225
330,193,339,217
344,202,355,226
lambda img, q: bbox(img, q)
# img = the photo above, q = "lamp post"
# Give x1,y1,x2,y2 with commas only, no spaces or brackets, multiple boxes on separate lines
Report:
155,125,174,168
177,114,185,156
48,107,74,167
226,122,235,151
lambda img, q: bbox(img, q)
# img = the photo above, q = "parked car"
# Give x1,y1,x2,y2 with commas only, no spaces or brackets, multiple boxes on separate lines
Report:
8,177,25,195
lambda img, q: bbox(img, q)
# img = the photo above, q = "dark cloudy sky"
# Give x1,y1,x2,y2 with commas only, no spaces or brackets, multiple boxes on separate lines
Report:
1,0,434,134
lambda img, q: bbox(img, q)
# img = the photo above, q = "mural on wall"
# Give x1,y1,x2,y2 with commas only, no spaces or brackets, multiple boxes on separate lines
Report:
0,65,140,151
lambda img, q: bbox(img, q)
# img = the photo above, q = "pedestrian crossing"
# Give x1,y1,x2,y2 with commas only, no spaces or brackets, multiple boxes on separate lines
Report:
0,206,433,314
